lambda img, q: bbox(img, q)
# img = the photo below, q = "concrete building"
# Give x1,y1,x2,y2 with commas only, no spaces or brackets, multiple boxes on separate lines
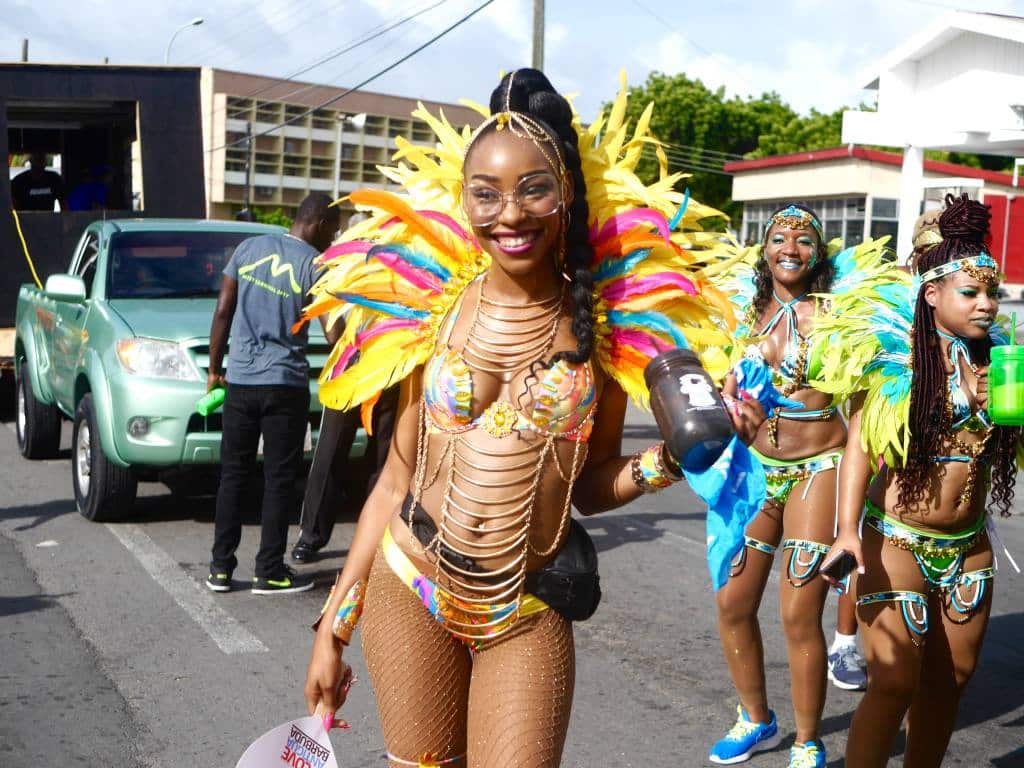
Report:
199,68,481,222
725,147,1023,279
840,11,1024,258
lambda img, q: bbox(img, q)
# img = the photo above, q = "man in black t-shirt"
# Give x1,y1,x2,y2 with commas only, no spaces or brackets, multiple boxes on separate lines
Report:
11,153,65,211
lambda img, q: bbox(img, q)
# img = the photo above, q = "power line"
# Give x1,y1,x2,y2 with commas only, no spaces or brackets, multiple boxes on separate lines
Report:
208,0,497,153
220,0,447,120
180,0,310,63
625,0,717,58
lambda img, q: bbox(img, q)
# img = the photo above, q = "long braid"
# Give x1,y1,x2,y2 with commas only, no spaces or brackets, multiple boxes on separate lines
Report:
483,69,595,370
900,193,1019,516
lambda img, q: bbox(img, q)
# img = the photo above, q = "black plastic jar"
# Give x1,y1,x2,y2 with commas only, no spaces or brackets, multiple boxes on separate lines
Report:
644,348,734,472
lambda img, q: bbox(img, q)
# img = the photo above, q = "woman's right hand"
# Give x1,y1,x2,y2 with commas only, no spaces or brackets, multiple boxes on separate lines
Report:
820,531,865,591
304,634,353,730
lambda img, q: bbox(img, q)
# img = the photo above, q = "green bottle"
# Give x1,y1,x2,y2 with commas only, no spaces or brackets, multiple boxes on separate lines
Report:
196,387,226,416
988,345,1024,426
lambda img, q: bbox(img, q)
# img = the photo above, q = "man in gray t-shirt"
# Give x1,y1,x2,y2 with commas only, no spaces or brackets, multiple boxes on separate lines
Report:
207,193,341,595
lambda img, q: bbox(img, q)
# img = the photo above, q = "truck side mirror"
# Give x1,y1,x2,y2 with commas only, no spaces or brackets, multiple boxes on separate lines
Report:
44,274,87,303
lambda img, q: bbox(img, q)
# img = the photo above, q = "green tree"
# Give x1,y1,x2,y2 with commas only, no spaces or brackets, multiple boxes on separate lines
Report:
254,207,293,228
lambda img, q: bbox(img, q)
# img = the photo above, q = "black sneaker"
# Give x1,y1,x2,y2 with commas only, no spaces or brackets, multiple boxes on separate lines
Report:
206,569,232,593
252,565,315,594
291,540,320,564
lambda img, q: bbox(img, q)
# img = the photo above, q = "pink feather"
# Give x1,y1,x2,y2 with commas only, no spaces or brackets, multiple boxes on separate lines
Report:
591,210,670,246
417,210,471,242
330,345,358,379
609,328,671,358
356,318,420,344
602,272,697,302
372,251,442,293
321,240,372,263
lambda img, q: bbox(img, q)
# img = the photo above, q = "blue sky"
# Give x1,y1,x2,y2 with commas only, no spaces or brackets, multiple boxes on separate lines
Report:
5,0,1022,122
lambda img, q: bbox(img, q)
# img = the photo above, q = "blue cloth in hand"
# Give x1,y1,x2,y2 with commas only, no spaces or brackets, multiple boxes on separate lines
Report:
684,357,797,590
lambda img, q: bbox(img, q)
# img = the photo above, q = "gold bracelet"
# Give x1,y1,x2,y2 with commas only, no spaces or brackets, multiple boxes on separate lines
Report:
631,442,682,493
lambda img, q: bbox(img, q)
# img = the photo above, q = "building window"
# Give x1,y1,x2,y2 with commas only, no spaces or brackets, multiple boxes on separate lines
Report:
870,220,899,240
872,198,898,219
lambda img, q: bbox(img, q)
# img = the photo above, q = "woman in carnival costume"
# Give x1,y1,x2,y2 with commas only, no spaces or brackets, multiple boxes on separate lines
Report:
300,69,764,767
816,194,1020,767
709,204,886,768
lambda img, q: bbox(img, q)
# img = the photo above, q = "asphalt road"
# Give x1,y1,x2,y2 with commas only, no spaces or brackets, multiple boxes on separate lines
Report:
2,408,1023,768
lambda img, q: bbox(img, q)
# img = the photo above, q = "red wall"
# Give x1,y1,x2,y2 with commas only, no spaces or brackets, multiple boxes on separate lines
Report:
987,194,1024,284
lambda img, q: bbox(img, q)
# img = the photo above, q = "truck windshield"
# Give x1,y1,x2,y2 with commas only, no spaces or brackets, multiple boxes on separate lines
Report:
107,230,257,299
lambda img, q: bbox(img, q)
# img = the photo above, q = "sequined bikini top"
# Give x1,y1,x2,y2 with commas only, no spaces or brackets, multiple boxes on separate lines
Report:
422,294,597,442
940,330,992,433
742,292,823,394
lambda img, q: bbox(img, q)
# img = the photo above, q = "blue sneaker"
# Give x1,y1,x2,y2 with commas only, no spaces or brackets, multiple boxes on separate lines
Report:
789,739,826,768
708,705,782,764
828,645,868,691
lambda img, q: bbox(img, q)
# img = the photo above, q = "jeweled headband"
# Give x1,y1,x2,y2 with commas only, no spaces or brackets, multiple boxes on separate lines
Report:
919,253,1003,285
763,204,825,244
462,70,570,198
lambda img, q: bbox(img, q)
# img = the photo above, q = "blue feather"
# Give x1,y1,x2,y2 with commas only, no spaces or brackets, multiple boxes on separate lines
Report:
368,243,451,282
334,293,430,320
668,188,691,230
593,248,651,282
608,309,689,348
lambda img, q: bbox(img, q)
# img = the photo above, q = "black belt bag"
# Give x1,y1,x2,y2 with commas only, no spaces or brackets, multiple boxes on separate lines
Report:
524,518,602,622
400,495,601,622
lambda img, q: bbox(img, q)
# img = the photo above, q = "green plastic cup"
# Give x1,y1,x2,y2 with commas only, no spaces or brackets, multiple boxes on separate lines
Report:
196,387,226,416
988,345,1024,426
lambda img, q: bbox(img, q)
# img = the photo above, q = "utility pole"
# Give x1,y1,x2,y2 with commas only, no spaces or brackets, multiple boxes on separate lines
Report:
21,39,28,62
239,121,254,221
532,0,544,70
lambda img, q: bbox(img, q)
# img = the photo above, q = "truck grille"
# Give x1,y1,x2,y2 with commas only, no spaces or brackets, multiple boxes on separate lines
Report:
182,338,330,380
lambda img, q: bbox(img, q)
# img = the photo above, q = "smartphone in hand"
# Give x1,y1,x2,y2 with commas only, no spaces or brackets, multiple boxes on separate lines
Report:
820,550,857,581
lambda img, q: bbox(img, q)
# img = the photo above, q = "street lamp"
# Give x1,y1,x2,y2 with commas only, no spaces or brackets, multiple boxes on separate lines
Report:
333,112,367,200
164,17,204,65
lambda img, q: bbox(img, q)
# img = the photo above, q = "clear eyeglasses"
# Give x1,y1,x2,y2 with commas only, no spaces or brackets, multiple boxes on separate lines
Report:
464,173,563,227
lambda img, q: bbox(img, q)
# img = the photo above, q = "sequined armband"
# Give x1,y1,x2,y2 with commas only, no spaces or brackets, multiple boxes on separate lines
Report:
631,442,683,493
313,579,366,645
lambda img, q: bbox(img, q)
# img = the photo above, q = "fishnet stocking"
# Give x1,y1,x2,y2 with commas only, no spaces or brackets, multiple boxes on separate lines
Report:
361,552,471,765
361,552,577,767
468,610,575,768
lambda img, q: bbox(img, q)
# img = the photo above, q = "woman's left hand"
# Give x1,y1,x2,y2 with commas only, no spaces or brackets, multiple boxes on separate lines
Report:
722,373,767,446
976,366,989,411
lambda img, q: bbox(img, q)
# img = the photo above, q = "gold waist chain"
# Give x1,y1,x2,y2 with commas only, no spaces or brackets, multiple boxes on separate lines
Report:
409,399,585,641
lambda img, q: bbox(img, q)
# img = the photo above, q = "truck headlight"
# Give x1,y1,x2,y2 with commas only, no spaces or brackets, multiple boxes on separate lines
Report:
116,338,201,381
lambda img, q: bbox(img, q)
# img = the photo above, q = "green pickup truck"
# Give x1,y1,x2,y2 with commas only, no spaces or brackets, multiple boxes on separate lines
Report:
14,219,357,521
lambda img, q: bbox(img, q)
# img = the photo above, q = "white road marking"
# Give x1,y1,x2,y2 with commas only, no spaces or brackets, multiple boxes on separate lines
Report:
622,516,780,584
105,523,267,654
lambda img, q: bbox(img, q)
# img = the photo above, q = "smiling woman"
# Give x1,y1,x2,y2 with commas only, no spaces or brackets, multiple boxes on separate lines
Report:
296,68,764,767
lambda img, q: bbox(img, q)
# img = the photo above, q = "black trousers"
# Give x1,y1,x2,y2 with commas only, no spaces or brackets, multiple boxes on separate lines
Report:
297,385,399,549
211,383,310,578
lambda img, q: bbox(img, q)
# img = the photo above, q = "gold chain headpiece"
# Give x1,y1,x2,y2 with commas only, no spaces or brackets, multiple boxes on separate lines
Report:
919,253,1002,285
462,70,571,200
764,204,824,244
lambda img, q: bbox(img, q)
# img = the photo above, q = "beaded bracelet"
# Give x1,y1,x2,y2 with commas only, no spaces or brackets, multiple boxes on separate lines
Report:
315,579,366,645
631,442,683,493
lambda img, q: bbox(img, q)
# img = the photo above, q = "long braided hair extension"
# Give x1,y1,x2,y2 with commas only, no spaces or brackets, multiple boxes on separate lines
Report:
474,69,595,376
900,193,1019,516
752,203,835,316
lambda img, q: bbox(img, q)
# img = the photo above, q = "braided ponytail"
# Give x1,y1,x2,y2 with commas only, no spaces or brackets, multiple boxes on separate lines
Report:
484,69,595,367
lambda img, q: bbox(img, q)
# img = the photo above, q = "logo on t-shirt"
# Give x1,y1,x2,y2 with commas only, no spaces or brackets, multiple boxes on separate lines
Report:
237,253,302,296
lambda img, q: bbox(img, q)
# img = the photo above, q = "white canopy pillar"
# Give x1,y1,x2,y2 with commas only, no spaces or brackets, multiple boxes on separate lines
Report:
896,146,924,261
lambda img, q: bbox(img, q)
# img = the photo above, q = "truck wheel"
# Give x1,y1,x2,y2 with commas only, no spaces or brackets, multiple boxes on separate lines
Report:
72,394,137,522
15,362,61,460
